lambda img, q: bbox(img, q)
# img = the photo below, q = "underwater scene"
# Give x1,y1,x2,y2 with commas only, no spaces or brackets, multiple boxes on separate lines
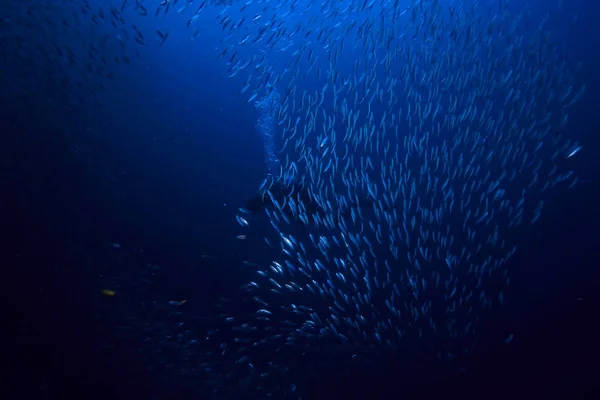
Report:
2,0,600,399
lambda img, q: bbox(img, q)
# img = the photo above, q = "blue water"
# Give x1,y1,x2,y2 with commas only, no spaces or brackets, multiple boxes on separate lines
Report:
2,0,600,399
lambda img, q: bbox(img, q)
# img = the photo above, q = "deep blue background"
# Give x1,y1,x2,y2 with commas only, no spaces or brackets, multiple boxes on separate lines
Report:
2,0,600,399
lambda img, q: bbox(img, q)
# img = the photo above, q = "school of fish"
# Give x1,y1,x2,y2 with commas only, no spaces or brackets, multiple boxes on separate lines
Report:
1,0,585,398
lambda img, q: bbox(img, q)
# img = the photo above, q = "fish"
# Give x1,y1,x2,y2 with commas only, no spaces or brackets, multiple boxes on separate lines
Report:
15,0,581,396
156,29,170,46
216,0,583,390
236,215,249,227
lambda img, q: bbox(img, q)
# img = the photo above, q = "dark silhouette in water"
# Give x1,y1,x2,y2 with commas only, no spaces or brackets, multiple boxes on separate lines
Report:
245,176,383,220
245,179,322,214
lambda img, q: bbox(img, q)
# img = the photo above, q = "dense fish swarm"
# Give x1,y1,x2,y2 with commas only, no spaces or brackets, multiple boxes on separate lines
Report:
225,0,584,397
2,0,585,398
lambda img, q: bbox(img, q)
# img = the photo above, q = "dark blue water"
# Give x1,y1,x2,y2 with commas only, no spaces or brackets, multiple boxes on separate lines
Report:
2,1,600,399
